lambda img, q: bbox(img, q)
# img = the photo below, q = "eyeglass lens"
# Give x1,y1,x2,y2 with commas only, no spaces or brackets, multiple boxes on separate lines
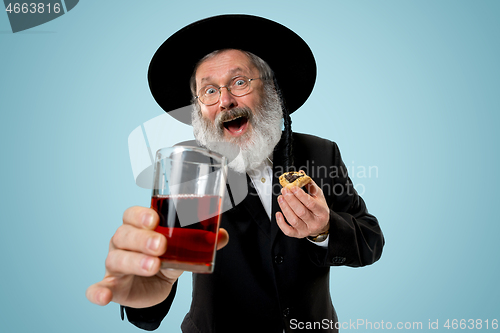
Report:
198,76,252,105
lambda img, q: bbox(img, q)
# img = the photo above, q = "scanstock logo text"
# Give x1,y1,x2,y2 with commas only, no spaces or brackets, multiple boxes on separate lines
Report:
3,0,79,33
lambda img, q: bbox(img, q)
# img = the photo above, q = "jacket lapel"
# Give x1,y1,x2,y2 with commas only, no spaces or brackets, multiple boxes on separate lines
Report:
232,132,288,242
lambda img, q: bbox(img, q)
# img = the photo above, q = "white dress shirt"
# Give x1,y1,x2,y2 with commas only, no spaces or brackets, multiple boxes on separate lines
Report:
246,158,329,248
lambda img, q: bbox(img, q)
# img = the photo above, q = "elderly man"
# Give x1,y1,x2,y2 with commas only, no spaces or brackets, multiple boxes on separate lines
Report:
86,15,384,332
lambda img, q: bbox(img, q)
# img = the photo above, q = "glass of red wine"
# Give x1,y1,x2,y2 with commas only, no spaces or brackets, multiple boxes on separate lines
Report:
151,146,227,273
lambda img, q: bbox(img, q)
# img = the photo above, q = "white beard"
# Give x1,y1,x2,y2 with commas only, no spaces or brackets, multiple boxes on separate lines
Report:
191,85,283,173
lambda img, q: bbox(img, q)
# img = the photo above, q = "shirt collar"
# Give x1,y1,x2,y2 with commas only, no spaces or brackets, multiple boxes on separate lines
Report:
247,155,273,176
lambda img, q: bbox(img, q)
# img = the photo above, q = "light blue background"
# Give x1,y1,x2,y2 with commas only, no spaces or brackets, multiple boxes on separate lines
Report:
1,1,499,332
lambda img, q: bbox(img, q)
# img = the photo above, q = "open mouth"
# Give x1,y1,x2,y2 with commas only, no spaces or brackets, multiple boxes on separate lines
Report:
222,115,249,136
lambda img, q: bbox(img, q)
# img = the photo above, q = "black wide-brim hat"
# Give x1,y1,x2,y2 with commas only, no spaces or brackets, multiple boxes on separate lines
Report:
148,14,317,125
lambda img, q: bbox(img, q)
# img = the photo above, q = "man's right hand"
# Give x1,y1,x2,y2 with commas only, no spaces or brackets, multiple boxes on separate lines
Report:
86,206,229,309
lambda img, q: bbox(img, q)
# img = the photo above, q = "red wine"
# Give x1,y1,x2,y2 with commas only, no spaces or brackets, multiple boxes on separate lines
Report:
151,195,222,268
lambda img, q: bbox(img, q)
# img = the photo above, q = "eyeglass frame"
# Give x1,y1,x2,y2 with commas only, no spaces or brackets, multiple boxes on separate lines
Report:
195,75,262,106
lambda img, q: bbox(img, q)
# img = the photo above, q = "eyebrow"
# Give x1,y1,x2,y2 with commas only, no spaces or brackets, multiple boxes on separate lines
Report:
199,67,247,85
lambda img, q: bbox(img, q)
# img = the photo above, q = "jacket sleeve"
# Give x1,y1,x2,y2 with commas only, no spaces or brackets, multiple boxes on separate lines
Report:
326,190,384,267
120,280,178,331
310,141,384,267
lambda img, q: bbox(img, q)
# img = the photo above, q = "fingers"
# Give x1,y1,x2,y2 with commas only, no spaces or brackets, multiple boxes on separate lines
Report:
277,183,330,238
280,187,314,222
87,206,167,308
109,207,166,276
123,206,159,230
304,178,325,200
282,183,327,219
112,224,167,257
277,193,309,238
109,207,165,276
106,248,162,276
276,211,300,238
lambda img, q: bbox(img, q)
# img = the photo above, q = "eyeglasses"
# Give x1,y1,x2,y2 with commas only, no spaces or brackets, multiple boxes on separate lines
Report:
196,75,261,106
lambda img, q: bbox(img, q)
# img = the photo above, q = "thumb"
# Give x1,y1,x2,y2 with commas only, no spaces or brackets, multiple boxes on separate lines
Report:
216,228,229,250
86,282,112,306
86,275,125,306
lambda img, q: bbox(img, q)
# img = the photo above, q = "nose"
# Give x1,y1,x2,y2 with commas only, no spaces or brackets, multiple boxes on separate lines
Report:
218,86,237,110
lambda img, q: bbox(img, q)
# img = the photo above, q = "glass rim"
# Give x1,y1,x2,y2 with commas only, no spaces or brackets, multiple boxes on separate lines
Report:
155,145,227,167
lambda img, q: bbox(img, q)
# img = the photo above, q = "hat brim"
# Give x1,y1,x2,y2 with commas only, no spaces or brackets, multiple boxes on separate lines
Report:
148,14,317,125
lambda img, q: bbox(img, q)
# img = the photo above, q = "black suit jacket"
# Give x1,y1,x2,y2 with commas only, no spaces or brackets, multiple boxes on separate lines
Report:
123,133,384,332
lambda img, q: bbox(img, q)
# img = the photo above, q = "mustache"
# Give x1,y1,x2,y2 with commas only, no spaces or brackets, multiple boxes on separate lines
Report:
215,107,254,129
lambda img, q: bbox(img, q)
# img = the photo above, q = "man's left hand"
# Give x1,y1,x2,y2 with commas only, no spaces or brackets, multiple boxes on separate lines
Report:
276,178,330,238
